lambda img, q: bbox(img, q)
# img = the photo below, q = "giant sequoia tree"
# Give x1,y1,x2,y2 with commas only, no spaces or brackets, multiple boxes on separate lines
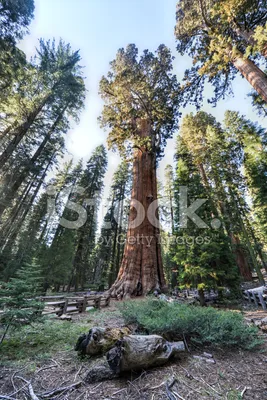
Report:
99,44,180,298
175,0,267,105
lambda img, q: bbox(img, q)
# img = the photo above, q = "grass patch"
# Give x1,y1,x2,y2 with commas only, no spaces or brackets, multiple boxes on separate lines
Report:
119,298,262,350
0,318,89,363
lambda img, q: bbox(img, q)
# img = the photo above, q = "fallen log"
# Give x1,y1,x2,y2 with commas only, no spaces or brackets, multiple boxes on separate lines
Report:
78,329,185,382
107,335,185,373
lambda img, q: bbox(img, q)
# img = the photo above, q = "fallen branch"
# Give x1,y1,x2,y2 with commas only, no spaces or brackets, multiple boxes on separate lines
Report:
241,387,247,398
28,384,39,400
111,388,126,396
35,363,58,375
182,334,190,353
38,381,83,398
149,381,166,390
173,391,186,400
15,376,39,400
199,377,222,396
166,379,178,400
166,378,186,400
74,365,83,382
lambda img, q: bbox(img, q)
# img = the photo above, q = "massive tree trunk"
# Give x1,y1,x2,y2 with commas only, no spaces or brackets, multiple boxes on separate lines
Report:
109,120,166,298
228,47,267,103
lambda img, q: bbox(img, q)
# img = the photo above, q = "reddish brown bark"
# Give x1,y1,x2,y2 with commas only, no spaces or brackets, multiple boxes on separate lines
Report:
231,235,253,281
227,47,267,103
109,120,166,298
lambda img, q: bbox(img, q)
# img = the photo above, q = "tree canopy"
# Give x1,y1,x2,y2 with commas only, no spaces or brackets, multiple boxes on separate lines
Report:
99,44,180,158
175,0,267,105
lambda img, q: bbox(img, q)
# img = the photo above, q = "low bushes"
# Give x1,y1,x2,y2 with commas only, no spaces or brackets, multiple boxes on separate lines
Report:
119,299,261,350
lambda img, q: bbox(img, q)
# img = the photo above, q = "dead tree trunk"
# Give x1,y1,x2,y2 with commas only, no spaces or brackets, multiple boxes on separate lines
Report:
77,328,185,383
109,120,166,298
107,335,185,373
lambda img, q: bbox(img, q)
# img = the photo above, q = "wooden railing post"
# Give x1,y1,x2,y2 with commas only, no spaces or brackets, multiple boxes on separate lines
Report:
94,297,101,309
105,296,111,307
82,296,88,313
258,293,267,310
62,298,69,314
251,292,259,308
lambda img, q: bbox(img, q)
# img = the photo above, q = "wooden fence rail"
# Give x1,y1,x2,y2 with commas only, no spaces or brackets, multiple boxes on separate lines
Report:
243,290,267,310
41,294,110,316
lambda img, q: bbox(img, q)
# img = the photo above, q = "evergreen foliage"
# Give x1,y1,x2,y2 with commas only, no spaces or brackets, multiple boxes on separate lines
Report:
175,0,267,106
120,299,261,349
0,260,44,344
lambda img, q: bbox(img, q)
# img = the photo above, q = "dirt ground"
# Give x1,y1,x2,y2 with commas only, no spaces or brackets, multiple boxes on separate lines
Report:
1,302,267,400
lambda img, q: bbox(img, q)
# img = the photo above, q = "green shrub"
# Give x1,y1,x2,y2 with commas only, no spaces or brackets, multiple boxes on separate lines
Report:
119,299,261,350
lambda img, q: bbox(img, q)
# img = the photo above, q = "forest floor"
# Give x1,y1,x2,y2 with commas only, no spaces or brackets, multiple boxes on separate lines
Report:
0,301,267,400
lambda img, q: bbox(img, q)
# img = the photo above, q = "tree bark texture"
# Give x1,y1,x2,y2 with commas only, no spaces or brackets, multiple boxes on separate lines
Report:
229,48,267,104
75,328,185,383
109,119,166,298
231,235,253,281
107,334,185,373
75,327,131,356
0,93,51,169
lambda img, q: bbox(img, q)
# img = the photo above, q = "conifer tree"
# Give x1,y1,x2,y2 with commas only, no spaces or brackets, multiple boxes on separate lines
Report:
99,44,180,297
91,162,131,289
173,135,239,305
175,0,267,105
175,111,266,284
69,145,107,290
0,260,43,344
0,39,86,169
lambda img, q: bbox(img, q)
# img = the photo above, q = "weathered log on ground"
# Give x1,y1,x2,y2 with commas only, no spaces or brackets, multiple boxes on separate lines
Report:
82,333,185,382
75,327,131,355
107,335,185,373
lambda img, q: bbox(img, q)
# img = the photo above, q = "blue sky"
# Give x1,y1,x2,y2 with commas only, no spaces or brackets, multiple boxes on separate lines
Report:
20,0,266,208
